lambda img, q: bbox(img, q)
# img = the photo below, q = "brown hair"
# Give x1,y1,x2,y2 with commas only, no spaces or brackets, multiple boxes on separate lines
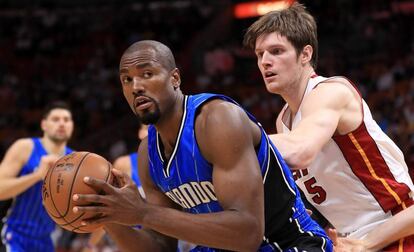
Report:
42,101,72,119
243,2,318,69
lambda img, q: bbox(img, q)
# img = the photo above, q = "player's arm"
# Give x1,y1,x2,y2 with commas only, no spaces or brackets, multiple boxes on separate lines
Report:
189,100,265,250
363,205,414,250
332,205,414,251
0,139,51,200
102,137,178,252
269,79,360,170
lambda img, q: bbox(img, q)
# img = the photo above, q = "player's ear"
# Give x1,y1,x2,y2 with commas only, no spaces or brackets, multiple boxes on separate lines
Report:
171,68,181,90
40,119,47,131
301,45,313,65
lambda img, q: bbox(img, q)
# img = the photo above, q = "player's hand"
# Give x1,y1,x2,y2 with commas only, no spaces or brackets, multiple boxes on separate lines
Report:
36,155,59,180
72,169,145,226
328,229,373,252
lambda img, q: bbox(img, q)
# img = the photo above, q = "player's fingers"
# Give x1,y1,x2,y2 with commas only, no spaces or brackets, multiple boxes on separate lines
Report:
327,228,338,246
81,214,111,225
72,193,112,205
111,168,134,187
83,176,116,194
111,168,126,187
111,168,124,177
73,205,108,215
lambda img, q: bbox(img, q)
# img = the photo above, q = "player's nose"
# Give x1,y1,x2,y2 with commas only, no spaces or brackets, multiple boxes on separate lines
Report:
58,119,66,126
132,77,145,92
260,51,273,67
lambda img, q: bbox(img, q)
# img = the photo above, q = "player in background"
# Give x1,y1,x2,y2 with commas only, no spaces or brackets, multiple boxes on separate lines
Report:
0,101,74,252
243,3,414,251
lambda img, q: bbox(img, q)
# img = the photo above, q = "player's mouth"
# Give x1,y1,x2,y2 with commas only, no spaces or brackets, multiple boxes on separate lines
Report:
56,129,67,135
264,71,277,81
134,96,153,111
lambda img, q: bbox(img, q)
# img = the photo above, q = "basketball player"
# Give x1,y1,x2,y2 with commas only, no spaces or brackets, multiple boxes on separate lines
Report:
0,101,74,252
243,3,414,251
72,40,333,251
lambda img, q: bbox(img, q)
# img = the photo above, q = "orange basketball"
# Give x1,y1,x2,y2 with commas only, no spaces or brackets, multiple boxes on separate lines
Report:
42,151,113,233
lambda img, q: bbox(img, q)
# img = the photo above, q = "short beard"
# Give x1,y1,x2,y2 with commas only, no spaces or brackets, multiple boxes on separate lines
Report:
139,111,160,125
137,104,161,125
49,135,69,145
133,96,162,125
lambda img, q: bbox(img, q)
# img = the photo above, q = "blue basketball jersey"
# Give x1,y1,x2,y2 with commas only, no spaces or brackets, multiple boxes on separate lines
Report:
2,138,72,251
147,94,332,251
129,152,142,188
129,152,146,200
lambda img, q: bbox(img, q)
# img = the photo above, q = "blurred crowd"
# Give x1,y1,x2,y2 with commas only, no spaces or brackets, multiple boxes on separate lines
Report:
0,0,412,172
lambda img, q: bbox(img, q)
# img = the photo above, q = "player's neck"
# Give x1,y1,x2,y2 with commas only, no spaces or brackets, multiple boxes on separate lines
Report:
41,137,67,156
155,94,185,155
282,67,315,116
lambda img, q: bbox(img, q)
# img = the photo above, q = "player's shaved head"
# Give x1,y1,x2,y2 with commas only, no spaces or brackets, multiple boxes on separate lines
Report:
120,40,176,71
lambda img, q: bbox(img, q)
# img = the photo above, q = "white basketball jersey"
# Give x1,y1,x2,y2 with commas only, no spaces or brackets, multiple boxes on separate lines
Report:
280,75,414,238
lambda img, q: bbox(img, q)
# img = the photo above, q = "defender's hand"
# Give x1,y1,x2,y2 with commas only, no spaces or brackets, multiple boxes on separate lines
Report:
328,229,373,252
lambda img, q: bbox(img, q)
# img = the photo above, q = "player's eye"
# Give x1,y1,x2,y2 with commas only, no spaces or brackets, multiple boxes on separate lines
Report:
143,71,153,78
63,117,72,123
122,76,132,84
271,48,282,55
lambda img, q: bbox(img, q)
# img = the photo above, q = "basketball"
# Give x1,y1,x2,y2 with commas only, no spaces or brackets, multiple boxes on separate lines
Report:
42,151,113,233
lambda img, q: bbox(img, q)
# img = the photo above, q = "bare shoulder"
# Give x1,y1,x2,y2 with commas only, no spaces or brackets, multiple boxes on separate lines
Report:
8,138,34,160
196,99,245,126
305,77,363,134
195,99,252,139
195,99,259,162
303,77,360,112
0,138,34,175
317,77,360,98
13,138,34,148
